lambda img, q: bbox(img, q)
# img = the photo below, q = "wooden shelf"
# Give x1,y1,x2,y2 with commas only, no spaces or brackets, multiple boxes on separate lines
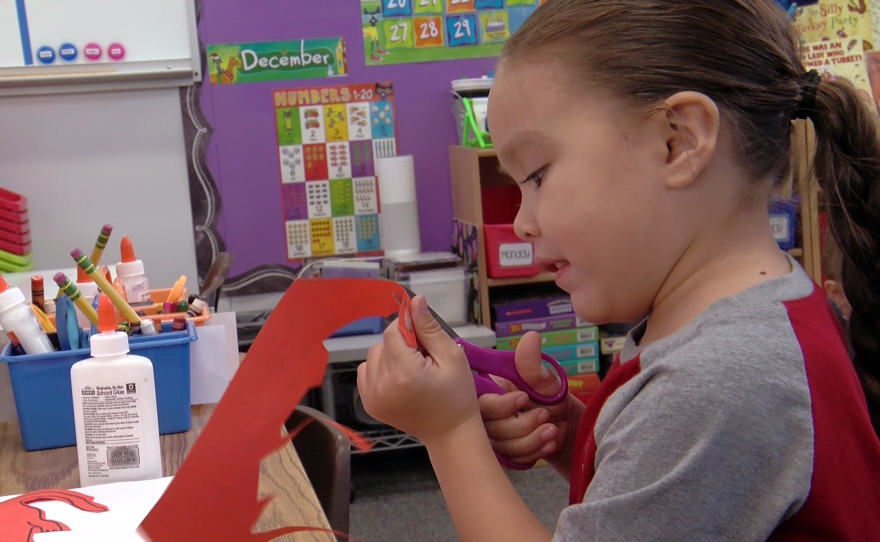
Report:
476,147,497,157
487,270,556,287
787,248,804,258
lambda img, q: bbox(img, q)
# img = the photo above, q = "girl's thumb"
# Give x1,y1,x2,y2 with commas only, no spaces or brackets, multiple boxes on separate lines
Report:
514,332,561,395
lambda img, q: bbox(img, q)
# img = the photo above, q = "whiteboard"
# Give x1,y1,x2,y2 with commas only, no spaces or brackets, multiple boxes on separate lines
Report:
0,0,200,96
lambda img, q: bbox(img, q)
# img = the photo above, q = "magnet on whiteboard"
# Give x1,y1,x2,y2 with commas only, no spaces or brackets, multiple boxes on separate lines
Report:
108,43,126,61
36,46,55,64
84,43,102,61
59,43,78,62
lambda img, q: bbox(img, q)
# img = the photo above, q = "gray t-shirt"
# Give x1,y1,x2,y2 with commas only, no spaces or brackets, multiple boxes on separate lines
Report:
554,259,880,540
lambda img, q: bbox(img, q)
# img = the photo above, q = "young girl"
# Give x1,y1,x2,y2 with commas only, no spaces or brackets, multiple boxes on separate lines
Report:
357,0,880,539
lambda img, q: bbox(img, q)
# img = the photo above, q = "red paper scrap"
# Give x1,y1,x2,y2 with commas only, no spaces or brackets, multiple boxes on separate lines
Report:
0,489,109,541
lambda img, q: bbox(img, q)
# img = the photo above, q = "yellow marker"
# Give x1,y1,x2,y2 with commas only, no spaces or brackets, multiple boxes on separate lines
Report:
166,275,187,303
31,304,56,333
70,248,140,324
53,272,100,327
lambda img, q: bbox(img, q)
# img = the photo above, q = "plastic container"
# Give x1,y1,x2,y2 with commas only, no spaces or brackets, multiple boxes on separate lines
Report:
72,296,162,487
0,320,197,451
484,224,539,279
399,268,469,326
449,77,493,148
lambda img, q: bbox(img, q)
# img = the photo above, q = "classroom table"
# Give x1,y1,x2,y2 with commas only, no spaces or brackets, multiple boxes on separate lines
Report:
0,404,335,541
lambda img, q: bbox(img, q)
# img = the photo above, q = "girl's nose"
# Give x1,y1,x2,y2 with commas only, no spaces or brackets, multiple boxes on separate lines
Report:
513,200,540,241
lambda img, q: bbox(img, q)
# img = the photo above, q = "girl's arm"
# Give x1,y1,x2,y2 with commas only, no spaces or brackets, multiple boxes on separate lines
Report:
425,416,553,542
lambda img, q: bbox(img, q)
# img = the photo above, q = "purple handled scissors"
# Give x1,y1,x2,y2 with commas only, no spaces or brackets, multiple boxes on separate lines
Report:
397,288,568,470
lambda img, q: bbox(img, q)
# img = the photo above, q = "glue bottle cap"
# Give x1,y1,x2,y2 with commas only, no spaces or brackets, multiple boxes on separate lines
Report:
120,235,136,263
0,275,8,294
89,294,129,357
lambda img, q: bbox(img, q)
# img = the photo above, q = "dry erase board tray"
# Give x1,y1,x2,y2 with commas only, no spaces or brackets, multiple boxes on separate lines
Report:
0,321,196,451
0,60,200,97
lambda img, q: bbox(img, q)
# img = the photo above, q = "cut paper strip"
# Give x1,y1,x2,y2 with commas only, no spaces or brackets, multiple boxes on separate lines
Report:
0,490,109,541
139,278,405,542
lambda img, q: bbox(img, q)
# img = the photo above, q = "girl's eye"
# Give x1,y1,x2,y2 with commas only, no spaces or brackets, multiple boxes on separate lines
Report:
520,166,548,187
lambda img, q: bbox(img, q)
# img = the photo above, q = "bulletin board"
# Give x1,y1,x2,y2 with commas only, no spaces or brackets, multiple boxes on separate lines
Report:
188,0,501,297
361,0,548,66
0,0,200,95
273,81,397,262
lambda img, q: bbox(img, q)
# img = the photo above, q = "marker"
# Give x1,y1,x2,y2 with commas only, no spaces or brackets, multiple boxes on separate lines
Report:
89,224,113,266
30,275,44,311
151,318,163,334
53,272,100,327
187,298,208,317
162,301,175,314
171,317,186,332
165,275,187,303
176,301,188,313
31,304,56,333
7,332,25,356
70,248,140,324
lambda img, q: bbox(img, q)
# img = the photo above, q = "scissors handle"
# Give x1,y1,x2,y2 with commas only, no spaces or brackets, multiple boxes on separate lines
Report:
455,339,569,471
456,339,569,405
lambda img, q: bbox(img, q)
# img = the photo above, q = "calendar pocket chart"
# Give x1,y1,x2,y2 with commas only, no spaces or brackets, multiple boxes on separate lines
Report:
273,82,397,263
360,0,550,65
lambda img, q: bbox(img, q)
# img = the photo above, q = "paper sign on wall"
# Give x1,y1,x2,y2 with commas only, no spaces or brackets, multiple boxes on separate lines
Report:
273,82,398,263
800,37,874,103
206,38,346,84
360,0,549,66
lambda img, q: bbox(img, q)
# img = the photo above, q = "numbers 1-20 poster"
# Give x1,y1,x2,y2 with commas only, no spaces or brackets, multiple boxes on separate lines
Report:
361,0,549,65
273,82,398,262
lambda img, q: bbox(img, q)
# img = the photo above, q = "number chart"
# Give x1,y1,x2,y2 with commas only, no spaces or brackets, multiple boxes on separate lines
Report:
274,82,397,262
361,0,550,65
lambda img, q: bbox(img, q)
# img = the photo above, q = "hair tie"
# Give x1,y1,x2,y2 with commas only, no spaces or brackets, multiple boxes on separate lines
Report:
792,69,821,120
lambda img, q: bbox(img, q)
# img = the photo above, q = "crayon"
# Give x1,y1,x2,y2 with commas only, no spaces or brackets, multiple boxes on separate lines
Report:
53,273,100,327
171,317,186,332
30,276,44,311
43,299,56,315
70,249,140,324
162,301,175,314
31,304,56,333
151,318,163,334
166,275,187,303
7,332,25,356
89,224,113,266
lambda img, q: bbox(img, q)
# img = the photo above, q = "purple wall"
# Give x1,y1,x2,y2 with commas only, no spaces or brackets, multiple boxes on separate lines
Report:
199,0,497,279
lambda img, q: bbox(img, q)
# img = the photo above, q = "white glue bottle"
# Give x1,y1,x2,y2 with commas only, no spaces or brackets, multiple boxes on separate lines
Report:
0,275,54,355
71,294,162,487
74,266,100,329
115,235,151,304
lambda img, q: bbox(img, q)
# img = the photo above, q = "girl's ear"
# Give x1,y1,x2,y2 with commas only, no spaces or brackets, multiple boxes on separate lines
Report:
659,92,720,190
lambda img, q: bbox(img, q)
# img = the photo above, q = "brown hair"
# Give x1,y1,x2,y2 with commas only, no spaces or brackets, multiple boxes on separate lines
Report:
503,0,880,437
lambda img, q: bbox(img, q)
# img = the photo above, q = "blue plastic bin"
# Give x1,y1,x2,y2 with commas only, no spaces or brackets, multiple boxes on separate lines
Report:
0,321,197,451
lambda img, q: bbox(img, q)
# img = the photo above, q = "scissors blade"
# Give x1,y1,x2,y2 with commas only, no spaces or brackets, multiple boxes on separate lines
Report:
399,284,460,340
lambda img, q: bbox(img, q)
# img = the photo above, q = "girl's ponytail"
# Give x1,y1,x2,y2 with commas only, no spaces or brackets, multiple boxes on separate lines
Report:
808,73,880,438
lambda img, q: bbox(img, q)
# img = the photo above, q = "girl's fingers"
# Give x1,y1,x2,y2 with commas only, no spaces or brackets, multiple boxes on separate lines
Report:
489,423,558,459
484,407,549,441
479,390,529,422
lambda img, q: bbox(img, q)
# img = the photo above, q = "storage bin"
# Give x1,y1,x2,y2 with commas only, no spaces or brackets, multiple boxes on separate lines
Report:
481,183,539,279
769,198,798,250
0,321,197,451
399,267,469,326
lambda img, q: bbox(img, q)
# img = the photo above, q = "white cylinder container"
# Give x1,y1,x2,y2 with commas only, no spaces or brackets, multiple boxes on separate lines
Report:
376,155,421,258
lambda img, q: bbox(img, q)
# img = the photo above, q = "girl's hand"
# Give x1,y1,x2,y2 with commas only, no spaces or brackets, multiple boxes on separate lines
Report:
356,295,480,445
478,332,577,466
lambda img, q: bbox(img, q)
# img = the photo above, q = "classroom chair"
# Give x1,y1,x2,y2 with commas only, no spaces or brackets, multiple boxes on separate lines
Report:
285,405,352,540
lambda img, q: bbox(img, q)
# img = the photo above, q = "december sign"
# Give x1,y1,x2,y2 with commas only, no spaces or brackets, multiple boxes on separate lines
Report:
206,38,347,85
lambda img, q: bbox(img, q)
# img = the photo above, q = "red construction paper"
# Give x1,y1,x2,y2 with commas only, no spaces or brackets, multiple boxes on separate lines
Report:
139,278,405,542
0,489,109,541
